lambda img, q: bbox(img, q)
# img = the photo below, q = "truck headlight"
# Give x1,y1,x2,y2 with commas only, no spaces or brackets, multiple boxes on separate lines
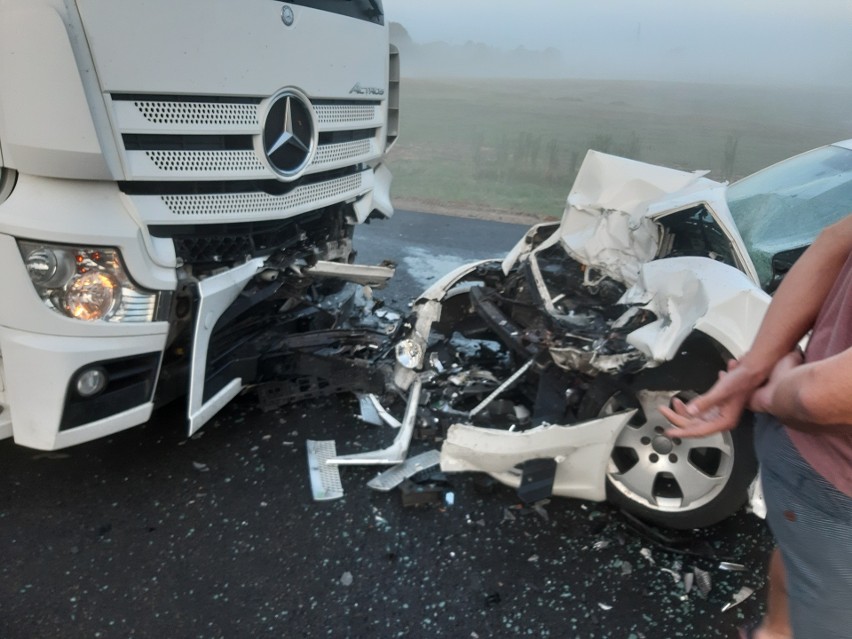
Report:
18,241,159,322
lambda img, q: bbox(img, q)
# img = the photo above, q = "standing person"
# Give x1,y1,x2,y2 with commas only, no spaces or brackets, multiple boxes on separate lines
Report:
661,215,852,639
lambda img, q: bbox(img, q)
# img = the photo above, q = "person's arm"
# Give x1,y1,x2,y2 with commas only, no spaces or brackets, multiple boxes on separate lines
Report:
751,347,852,431
662,213,852,438
730,214,852,387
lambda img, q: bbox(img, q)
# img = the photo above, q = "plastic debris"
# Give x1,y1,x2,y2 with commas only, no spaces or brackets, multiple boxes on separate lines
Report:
531,501,550,522
621,561,633,576
660,567,681,583
693,567,712,597
398,472,452,508
683,571,694,594
640,547,655,565
722,586,754,612
192,461,209,472
593,540,611,551
357,394,384,426
366,450,441,492
598,603,613,611
340,572,353,586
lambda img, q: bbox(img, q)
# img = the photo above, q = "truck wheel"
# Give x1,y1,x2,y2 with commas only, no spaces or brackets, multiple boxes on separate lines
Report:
577,350,757,529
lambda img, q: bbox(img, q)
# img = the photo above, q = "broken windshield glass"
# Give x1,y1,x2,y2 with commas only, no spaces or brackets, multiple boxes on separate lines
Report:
726,144,852,287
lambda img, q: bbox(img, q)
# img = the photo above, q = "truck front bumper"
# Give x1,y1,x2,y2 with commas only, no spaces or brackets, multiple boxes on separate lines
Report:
0,328,166,449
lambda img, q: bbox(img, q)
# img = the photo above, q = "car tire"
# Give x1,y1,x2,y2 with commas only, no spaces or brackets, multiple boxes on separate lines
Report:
577,336,758,529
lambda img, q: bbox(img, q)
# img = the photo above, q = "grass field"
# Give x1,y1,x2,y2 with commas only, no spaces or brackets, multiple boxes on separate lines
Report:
386,78,852,218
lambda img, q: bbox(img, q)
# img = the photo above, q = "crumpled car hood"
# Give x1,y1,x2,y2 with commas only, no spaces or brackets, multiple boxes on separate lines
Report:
504,151,741,287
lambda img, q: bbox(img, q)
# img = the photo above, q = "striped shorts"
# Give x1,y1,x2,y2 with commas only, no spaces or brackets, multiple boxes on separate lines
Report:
755,414,852,639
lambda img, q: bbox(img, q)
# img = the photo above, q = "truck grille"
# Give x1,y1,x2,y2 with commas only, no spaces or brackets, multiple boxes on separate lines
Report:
111,94,384,181
161,172,363,216
111,93,382,225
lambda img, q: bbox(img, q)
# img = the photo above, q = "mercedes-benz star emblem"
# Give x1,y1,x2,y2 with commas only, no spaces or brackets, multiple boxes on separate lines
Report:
258,89,317,181
281,5,295,26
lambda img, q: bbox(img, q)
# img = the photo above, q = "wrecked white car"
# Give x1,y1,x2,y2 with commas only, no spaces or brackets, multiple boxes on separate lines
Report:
372,140,852,529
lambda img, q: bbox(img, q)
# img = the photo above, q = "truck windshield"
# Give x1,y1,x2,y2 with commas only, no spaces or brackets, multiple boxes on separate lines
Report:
283,0,384,25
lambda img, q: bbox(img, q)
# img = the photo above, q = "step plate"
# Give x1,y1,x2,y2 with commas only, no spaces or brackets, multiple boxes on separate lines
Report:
306,440,344,501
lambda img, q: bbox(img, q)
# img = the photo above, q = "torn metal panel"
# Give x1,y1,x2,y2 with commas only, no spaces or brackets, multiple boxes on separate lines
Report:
416,259,498,302
621,257,770,363
328,378,422,465
502,151,713,286
468,359,534,418
303,261,395,287
548,345,644,376
366,449,441,491
361,394,401,429
440,411,634,502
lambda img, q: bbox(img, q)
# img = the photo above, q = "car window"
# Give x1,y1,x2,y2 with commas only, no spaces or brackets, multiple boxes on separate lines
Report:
727,145,852,255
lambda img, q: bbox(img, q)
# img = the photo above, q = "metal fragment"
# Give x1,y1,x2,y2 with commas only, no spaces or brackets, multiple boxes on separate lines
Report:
367,450,442,491
469,359,534,418
357,394,384,426
366,394,402,429
328,378,422,465
640,547,655,565
721,586,754,612
719,561,747,572
303,261,395,287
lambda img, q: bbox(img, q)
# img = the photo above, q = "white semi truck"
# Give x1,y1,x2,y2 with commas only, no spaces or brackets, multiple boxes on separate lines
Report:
0,0,399,449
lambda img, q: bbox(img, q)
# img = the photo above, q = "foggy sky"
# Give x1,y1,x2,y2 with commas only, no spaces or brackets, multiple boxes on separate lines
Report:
383,0,852,86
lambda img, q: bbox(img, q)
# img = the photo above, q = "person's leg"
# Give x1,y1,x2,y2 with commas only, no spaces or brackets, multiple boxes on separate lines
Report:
750,549,792,639
755,416,852,639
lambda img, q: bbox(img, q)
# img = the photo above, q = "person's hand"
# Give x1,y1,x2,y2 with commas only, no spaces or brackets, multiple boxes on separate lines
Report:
660,359,764,438
747,349,804,414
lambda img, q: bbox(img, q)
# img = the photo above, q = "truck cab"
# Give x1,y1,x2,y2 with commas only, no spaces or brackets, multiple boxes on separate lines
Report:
0,0,399,449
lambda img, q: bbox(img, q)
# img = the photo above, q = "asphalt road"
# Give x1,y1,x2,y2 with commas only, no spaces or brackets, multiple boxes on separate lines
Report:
0,210,773,639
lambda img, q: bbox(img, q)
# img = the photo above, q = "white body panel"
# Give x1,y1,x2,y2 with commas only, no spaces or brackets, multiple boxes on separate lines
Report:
441,413,633,502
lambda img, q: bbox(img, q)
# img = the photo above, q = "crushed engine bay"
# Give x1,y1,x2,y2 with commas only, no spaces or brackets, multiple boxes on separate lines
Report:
252,151,770,529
